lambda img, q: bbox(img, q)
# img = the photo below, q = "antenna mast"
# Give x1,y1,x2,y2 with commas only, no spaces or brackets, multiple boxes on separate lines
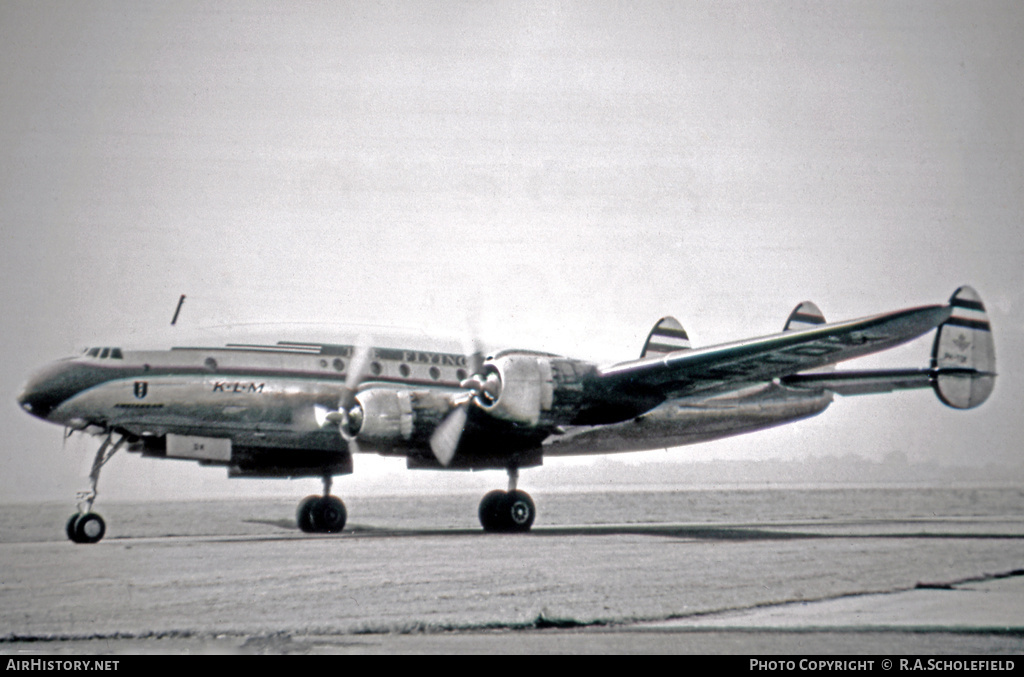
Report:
170,294,186,325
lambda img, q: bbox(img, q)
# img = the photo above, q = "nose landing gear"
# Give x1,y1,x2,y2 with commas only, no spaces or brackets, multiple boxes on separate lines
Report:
66,432,127,544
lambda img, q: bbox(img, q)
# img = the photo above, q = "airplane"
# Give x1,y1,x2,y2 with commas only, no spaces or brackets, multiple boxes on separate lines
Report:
18,286,995,544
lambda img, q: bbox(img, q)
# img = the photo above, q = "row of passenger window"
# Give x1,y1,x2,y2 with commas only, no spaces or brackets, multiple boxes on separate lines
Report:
316,356,465,382
91,345,462,380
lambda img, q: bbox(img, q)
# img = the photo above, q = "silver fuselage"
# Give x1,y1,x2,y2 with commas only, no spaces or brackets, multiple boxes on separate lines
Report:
19,341,833,475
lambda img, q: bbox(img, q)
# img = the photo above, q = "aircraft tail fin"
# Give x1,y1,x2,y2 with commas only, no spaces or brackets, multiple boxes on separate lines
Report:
785,301,833,372
641,316,691,358
931,285,996,409
784,301,826,331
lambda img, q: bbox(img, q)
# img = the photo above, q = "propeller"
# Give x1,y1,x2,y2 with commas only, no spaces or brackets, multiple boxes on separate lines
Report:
315,341,373,455
428,402,468,466
429,342,499,466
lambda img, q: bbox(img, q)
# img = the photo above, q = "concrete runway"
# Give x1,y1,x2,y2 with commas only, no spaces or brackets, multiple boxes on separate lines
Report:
2,497,1023,654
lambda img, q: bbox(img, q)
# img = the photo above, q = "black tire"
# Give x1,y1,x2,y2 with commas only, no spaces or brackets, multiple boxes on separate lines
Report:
65,513,81,541
296,495,320,533
310,496,347,533
501,490,535,532
478,490,507,532
71,512,106,544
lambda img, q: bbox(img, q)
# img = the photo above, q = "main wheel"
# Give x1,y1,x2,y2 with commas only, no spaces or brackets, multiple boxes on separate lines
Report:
310,496,347,533
296,495,320,533
479,490,536,532
69,512,106,544
501,490,535,532
479,490,506,532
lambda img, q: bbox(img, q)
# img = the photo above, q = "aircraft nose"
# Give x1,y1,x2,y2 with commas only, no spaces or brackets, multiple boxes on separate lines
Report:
17,360,84,421
18,375,50,419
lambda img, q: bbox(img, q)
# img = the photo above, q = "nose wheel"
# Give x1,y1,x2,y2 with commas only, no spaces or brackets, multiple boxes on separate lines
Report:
479,466,536,532
297,475,347,533
66,512,106,544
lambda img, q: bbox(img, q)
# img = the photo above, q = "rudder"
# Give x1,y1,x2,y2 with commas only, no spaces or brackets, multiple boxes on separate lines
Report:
641,317,691,358
932,286,996,409
784,301,826,332
784,301,833,372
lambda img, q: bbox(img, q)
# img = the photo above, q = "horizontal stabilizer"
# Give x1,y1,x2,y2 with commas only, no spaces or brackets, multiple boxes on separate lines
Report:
641,316,691,358
783,368,933,396
784,286,996,410
931,286,996,409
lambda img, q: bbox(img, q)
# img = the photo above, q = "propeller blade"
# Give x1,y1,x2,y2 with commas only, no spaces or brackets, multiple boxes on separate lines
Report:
461,303,485,372
430,404,468,466
466,337,485,379
428,335,495,466
341,341,373,410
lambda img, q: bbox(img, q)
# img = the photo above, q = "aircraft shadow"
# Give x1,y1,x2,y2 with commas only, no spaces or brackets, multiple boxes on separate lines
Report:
240,520,825,541
239,520,1024,543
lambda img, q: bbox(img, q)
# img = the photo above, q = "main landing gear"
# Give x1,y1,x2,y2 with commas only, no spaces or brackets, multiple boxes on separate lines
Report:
66,432,127,544
478,467,535,533
297,475,347,533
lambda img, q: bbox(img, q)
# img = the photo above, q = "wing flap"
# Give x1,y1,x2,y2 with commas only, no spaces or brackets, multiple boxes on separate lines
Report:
598,304,952,400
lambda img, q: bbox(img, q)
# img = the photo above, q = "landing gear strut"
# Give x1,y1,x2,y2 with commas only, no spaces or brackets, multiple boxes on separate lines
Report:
297,475,347,533
478,466,535,533
66,432,127,544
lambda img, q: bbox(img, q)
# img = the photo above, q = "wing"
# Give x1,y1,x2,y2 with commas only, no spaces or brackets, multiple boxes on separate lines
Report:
596,304,952,401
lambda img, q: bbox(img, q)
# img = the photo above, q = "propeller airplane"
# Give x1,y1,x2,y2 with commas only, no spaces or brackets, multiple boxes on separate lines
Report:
18,286,995,543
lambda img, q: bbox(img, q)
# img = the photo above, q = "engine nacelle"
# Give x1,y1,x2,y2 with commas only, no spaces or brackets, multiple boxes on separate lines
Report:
478,353,554,426
350,388,415,440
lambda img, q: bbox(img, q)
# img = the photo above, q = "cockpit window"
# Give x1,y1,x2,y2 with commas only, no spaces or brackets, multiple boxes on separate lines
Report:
84,347,123,359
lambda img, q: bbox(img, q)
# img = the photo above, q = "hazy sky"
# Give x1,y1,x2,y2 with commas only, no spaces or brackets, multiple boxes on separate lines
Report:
1,1,1021,503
